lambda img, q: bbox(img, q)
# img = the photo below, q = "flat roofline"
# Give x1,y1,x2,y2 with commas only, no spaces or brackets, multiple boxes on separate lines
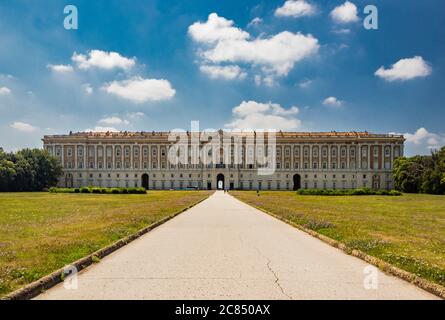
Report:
43,131,404,138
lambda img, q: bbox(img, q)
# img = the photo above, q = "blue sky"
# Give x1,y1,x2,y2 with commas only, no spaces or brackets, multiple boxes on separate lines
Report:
0,0,444,155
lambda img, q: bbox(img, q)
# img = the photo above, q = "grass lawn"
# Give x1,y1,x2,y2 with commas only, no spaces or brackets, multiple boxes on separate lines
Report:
0,191,212,297
230,191,445,287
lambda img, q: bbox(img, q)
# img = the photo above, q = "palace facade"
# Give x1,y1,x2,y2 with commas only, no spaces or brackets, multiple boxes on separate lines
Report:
43,131,405,191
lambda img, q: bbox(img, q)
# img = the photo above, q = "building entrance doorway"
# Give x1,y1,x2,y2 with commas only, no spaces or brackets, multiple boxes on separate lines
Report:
293,174,301,191
372,175,380,190
65,174,73,188
217,174,225,190
141,174,149,190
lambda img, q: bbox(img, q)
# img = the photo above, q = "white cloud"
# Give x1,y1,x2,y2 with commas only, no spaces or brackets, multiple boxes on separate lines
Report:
404,128,443,147
72,50,136,70
375,56,432,82
200,65,247,80
397,128,445,155
254,75,276,87
102,76,176,103
225,101,301,130
275,0,316,18
298,79,313,88
83,83,93,95
188,13,249,44
48,64,74,73
323,96,343,107
189,13,319,78
98,116,129,126
127,111,145,119
330,1,359,24
247,17,263,28
10,121,38,133
332,28,351,34
0,87,11,95
86,126,119,133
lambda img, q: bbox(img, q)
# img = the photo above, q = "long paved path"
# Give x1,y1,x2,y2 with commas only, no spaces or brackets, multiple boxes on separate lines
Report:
37,191,437,300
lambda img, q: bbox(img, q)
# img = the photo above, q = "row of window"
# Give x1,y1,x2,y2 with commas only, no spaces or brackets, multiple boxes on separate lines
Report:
63,159,393,170
48,144,402,159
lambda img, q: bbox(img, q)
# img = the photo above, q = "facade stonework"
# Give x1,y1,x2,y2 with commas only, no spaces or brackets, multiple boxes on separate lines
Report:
42,131,405,191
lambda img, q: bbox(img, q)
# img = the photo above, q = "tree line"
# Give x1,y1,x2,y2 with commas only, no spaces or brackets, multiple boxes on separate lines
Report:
393,146,445,194
0,148,62,192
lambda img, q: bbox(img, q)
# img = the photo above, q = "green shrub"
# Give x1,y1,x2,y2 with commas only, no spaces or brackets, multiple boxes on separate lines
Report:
48,187,147,194
297,188,403,196
49,187,75,193
80,187,90,193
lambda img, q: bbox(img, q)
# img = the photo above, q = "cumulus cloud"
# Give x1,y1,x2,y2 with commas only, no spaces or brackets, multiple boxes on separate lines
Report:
0,87,11,95
225,101,301,130
247,17,263,28
98,116,129,126
323,96,343,107
404,128,445,148
188,13,319,80
10,121,38,133
72,50,136,70
188,13,249,44
102,76,176,103
375,56,432,82
330,1,359,24
275,0,316,18
394,128,445,155
48,64,74,73
200,65,247,80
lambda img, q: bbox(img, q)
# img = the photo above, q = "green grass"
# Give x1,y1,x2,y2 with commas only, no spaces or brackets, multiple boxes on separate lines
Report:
0,191,212,297
230,191,445,287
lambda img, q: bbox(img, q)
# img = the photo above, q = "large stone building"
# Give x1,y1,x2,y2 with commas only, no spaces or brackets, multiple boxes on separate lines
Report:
43,131,405,191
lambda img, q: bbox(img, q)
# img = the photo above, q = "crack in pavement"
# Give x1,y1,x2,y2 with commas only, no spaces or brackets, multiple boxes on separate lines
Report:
238,232,291,298
238,234,293,300
251,245,293,300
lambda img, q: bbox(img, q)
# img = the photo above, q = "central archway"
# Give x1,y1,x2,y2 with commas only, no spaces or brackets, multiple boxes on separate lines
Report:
293,174,301,191
217,173,225,190
141,173,149,190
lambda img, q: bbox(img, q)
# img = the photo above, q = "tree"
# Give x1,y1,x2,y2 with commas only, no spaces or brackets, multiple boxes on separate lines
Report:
18,149,63,191
393,156,425,193
0,148,16,192
0,148,62,192
393,147,445,194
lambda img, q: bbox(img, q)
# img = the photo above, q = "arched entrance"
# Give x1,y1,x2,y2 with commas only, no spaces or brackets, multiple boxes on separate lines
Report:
293,174,301,191
217,174,225,190
141,174,149,190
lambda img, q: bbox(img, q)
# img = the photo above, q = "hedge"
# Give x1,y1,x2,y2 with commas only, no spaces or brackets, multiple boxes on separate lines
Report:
49,187,147,194
296,188,402,196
